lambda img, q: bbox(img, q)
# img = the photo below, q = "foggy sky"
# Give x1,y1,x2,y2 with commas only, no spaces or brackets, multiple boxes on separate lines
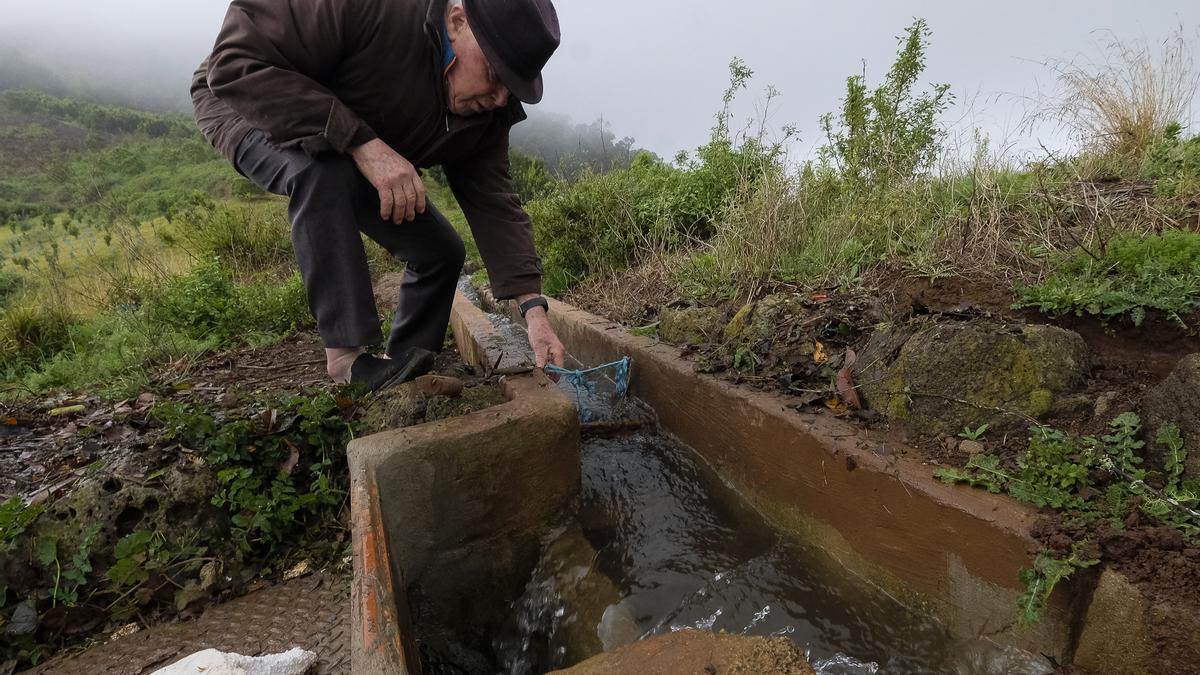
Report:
3,1,1198,162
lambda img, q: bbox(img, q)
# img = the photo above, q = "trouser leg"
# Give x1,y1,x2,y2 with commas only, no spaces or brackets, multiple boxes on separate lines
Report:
233,130,465,353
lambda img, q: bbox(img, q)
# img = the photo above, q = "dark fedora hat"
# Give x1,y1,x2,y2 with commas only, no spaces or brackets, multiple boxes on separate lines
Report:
463,0,560,104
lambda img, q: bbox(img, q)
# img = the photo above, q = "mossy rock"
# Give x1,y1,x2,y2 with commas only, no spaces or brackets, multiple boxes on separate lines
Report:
658,307,722,346
1141,353,1200,479
857,320,1089,435
362,381,506,432
3,456,221,599
721,294,809,345
723,303,754,342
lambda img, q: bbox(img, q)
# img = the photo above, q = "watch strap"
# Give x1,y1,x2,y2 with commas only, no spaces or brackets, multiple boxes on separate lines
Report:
519,296,549,318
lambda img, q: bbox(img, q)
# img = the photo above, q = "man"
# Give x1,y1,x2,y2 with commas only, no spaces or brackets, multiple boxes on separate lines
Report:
191,0,566,392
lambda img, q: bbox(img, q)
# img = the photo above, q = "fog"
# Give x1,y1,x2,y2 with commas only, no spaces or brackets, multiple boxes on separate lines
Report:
2,1,1198,162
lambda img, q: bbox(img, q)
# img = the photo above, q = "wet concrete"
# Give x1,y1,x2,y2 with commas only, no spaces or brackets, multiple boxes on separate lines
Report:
510,296,1080,659
349,293,580,674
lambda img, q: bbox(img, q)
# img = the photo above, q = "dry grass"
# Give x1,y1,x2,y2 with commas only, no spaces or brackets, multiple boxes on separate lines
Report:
1038,29,1198,162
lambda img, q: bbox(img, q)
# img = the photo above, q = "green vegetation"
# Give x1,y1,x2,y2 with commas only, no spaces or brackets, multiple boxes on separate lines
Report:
937,413,1199,623
1014,230,1200,326
1,390,361,665
527,58,787,294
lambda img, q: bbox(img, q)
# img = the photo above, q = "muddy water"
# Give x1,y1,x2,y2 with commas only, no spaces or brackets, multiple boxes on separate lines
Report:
463,289,1047,674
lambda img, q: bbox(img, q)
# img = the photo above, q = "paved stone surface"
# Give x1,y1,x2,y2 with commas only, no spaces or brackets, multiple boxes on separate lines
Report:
28,573,350,675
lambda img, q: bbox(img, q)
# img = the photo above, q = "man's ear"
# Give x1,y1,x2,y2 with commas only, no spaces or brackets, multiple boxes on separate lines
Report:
446,4,468,40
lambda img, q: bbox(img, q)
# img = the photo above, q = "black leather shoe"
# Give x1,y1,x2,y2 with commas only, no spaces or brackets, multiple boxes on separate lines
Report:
348,348,435,394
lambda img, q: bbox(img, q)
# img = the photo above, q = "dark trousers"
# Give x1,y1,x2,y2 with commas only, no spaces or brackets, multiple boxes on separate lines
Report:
234,130,465,355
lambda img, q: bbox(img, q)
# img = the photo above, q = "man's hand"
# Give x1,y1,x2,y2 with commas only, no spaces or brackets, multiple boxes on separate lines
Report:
518,296,565,378
351,138,426,223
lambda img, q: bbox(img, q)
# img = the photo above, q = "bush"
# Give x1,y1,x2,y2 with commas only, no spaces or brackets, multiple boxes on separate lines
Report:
1015,229,1200,325
142,258,309,343
817,19,953,193
529,60,786,294
0,304,76,374
1143,123,1200,196
163,195,294,276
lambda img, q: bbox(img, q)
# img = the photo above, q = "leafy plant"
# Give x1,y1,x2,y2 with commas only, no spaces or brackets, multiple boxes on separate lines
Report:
1016,545,1100,626
938,414,1200,624
1014,230,1200,326
36,523,101,607
959,423,990,440
0,497,42,554
817,18,953,192
154,390,356,563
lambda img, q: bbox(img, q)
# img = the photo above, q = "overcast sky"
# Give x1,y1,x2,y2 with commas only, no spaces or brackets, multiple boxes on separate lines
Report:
2,1,1198,162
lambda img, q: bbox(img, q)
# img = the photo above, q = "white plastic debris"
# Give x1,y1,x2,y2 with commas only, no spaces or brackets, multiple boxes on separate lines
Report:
151,647,318,675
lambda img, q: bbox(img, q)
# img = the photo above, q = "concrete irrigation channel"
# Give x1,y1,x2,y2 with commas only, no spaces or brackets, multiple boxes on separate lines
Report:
348,287,1194,674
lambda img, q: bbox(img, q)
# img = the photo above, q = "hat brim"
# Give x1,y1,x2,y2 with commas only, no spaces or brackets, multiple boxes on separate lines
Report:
465,7,544,104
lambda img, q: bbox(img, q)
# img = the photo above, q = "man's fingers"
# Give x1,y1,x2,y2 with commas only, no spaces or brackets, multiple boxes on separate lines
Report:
403,184,417,222
414,176,427,214
379,188,394,222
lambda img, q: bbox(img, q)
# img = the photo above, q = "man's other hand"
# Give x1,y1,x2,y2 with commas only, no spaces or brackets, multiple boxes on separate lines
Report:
351,139,427,223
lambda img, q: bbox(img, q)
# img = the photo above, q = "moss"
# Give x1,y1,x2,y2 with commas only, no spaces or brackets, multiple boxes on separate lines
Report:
723,303,754,342
861,321,1089,435
659,307,722,345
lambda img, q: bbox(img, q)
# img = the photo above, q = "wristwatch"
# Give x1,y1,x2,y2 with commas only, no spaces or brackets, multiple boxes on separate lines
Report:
519,296,550,318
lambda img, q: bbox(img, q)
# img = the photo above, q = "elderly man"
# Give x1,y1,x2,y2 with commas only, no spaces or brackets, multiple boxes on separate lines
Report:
191,0,566,392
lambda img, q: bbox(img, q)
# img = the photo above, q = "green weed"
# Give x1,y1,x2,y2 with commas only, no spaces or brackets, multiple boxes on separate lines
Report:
937,413,1199,624
1014,230,1200,325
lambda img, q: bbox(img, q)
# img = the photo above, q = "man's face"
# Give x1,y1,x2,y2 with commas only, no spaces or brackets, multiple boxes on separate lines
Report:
445,6,510,116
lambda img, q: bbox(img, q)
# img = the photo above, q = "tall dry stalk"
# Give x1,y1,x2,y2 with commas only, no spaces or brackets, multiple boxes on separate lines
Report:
1041,28,1198,160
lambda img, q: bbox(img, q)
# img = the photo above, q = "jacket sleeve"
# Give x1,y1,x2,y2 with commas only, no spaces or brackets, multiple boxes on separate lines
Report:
444,132,543,299
205,0,377,156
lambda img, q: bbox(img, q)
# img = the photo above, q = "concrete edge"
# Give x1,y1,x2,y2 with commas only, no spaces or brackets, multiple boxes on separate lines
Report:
348,291,578,674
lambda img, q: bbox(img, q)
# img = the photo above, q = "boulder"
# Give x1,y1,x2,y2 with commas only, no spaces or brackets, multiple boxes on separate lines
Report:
1141,354,1200,479
659,307,722,346
857,320,1089,436
728,294,809,346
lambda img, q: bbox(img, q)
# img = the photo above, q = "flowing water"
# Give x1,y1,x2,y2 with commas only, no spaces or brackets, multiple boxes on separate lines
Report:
460,286,1049,674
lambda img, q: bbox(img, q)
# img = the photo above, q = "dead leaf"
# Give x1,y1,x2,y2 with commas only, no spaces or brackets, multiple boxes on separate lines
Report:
810,292,832,304
2,417,18,426
199,561,221,590
259,409,278,431
280,440,300,475
48,405,85,417
836,348,862,410
813,341,827,364
824,396,849,414
283,559,313,581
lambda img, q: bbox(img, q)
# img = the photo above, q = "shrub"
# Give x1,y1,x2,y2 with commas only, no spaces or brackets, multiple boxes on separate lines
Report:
163,195,294,276
141,258,309,343
817,18,953,193
1143,123,1200,196
0,304,76,373
529,60,787,294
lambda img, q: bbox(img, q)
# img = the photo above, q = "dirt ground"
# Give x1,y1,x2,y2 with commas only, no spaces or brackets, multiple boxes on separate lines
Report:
1,314,501,671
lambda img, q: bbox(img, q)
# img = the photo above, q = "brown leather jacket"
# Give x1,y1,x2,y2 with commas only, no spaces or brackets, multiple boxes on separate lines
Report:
190,0,542,298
